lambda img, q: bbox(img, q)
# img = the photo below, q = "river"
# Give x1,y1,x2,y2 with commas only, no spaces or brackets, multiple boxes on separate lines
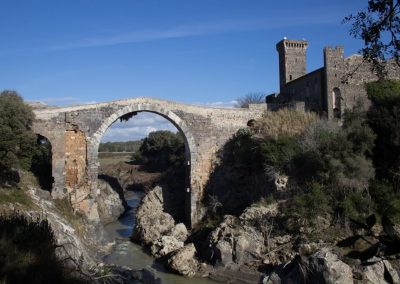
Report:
103,190,218,284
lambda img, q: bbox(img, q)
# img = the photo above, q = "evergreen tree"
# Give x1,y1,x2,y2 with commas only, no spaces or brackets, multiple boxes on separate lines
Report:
0,91,36,184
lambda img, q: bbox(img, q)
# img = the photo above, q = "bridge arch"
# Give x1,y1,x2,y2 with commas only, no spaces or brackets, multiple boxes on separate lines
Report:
88,103,198,225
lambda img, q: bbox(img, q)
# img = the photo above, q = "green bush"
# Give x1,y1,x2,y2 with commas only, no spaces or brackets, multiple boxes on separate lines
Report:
367,80,400,185
288,182,330,222
138,130,185,170
0,91,36,184
260,135,301,173
370,180,400,222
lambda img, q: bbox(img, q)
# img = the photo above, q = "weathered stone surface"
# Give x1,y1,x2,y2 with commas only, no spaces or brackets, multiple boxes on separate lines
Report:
97,178,125,223
309,249,353,284
133,186,175,245
170,223,189,242
167,243,200,277
150,236,184,258
208,215,266,267
239,203,278,226
33,97,266,226
362,257,400,284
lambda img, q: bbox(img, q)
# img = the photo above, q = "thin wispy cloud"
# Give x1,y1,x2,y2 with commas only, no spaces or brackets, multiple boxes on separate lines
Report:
48,15,339,51
195,100,238,108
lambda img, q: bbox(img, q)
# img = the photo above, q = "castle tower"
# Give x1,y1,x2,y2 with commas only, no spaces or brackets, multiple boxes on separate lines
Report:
323,46,345,119
276,38,308,92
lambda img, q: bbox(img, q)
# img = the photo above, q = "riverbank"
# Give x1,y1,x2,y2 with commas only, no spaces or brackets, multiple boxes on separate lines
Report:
103,190,218,284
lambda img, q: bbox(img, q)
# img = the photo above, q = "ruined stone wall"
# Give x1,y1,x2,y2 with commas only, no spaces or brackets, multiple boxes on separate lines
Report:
341,56,400,111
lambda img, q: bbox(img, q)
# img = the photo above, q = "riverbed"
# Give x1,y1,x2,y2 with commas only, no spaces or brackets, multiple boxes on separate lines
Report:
103,190,218,284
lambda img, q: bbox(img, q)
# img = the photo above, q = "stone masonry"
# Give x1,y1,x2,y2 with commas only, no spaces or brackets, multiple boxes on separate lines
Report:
275,38,400,119
33,97,266,227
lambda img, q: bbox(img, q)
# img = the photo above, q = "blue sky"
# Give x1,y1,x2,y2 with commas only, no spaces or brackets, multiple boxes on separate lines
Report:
0,0,367,142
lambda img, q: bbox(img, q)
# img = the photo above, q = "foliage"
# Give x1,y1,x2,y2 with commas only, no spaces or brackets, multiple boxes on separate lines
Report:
99,140,143,152
370,180,400,221
235,92,265,108
0,213,88,283
367,80,400,186
0,91,36,184
0,187,32,207
260,135,301,173
138,130,185,171
296,116,375,193
344,0,400,77
288,182,330,222
251,109,319,139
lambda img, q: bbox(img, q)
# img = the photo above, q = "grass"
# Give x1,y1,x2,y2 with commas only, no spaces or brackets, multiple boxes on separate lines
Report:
253,109,319,138
98,152,133,166
0,187,32,207
54,198,86,239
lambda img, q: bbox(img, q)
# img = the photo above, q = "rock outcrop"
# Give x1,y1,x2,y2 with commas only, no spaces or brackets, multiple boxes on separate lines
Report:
361,257,400,284
263,249,353,284
97,178,126,224
167,244,200,277
207,203,294,268
132,186,176,246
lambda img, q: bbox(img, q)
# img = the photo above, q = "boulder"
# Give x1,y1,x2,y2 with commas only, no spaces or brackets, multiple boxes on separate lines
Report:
208,215,266,267
167,244,200,277
170,223,188,242
97,178,125,223
150,236,184,258
239,203,278,226
309,249,353,284
133,186,175,245
362,257,400,284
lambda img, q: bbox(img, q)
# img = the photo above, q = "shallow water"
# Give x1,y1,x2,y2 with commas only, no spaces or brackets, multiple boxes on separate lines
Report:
103,191,218,284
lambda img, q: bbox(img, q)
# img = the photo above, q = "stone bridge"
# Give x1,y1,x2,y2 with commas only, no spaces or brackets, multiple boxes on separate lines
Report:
33,97,266,226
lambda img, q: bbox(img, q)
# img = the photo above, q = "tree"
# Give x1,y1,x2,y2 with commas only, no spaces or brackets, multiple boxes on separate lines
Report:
235,93,265,108
0,91,36,184
366,80,400,187
344,0,400,77
138,130,185,170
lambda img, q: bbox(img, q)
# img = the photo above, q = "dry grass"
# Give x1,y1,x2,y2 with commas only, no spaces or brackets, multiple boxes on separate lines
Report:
98,152,133,166
252,109,319,138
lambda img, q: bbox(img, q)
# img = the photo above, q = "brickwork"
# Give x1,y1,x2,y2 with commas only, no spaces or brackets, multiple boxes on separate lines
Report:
33,98,265,226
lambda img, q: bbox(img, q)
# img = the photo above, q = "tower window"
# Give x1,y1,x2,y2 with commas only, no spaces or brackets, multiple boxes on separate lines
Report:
290,75,292,81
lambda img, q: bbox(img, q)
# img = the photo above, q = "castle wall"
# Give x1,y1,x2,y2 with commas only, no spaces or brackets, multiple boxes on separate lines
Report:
279,68,324,113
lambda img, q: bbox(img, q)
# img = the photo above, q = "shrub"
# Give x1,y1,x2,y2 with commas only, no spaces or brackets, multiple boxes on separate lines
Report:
370,180,400,222
0,91,36,184
138,130,185,170
367,80,400,185
287,182,330,222
251,109,319,139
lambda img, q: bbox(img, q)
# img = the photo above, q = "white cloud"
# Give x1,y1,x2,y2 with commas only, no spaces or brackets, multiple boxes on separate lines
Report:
194,100,238,108
48,16,338,51
101,112,177,142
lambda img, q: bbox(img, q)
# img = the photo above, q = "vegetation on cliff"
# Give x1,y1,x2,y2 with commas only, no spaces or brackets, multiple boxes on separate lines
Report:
0,213,88,284
205,80,400,233
0,91,36,186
